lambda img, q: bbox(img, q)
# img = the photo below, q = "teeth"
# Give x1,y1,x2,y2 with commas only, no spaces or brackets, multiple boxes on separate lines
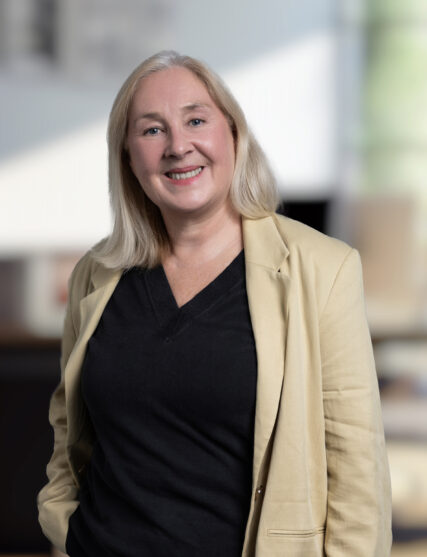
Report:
168,167,203,180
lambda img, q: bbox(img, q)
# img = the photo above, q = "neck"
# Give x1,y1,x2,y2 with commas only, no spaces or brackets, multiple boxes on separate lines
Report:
161,204,243,267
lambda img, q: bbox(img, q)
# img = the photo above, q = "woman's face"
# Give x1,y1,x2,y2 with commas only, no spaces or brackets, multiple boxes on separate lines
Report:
126,66,236,222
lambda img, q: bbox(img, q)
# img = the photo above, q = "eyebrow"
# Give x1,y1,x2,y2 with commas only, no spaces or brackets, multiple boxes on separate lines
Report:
182,102,212,112
132,102,212,125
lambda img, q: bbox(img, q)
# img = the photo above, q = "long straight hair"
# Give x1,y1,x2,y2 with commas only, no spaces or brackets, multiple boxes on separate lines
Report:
94,50,279,269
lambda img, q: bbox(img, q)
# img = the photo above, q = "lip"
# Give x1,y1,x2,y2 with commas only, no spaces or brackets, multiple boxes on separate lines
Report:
164,165,205,186
165,165,202,174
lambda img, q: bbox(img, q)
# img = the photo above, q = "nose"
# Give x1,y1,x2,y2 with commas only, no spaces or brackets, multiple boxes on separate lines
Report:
164,126,193,159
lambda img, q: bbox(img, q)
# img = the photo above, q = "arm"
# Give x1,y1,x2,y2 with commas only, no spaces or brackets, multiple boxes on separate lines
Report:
320,249,392,556
37,267,81,553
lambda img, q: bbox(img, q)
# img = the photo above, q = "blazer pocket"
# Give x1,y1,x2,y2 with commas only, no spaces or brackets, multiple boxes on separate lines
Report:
267,526,325,539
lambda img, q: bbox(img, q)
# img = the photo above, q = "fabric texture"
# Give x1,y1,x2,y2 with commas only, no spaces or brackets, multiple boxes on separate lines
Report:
37,214,393,556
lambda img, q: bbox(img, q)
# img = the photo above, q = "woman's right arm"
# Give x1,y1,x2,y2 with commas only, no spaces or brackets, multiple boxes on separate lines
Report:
37,263,82,553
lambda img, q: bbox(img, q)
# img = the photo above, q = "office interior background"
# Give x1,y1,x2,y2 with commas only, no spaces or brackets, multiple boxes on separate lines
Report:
0,0,426,555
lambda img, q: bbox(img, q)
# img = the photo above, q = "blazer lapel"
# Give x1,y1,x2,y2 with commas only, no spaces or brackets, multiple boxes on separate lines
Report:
243,215,290,489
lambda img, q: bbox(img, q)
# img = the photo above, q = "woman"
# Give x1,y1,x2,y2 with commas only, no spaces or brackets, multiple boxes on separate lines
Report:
38,51,392,556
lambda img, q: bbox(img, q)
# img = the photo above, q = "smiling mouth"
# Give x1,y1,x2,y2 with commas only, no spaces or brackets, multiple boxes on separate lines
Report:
165,167,203,180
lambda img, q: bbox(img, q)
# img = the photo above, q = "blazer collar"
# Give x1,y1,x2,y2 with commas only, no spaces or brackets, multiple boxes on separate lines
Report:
89,257,122,292
242,214,289,272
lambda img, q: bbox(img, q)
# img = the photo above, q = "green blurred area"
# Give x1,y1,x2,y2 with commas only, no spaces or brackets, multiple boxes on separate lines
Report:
362,0,427,207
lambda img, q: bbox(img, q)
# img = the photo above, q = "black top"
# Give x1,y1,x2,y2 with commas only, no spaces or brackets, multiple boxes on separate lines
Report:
66,250,258,557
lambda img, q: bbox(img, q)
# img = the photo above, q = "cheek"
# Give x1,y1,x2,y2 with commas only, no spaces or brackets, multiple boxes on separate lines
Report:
204,128,235,170
218,126,236,166
128,144,154,178
221,137,236,174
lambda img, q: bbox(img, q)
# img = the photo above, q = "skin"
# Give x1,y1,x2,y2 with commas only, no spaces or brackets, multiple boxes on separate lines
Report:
126,66,243,306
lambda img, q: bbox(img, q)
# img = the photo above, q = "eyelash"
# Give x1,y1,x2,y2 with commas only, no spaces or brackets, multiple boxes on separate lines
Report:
189,118,204,127
143,127,162,136
142,118,205,136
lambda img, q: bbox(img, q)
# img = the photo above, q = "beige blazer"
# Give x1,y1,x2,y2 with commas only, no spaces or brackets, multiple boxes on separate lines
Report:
38,214,392,556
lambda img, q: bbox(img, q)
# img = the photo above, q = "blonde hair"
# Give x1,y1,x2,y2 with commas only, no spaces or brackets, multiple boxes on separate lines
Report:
94,50,279,269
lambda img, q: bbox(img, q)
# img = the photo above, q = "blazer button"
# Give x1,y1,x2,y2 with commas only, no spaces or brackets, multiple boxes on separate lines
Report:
255,485,264,501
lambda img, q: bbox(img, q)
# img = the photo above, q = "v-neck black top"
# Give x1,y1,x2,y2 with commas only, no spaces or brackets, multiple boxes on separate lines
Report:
66,250,258,557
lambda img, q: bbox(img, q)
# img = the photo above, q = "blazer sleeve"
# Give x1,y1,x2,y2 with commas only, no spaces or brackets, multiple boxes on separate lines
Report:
319,248,392,556
37,266,81,553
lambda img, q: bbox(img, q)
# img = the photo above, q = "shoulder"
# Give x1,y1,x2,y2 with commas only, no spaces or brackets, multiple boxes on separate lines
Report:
67,238,118,302
269,214,361,315
271,213,352,265
243,213,355,277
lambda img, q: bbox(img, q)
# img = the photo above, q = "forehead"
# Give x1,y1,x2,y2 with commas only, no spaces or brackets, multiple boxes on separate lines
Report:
130,66,214,113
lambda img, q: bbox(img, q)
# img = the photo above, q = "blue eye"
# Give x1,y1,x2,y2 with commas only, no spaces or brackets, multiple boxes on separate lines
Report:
144,127,161,136
189,118,204,127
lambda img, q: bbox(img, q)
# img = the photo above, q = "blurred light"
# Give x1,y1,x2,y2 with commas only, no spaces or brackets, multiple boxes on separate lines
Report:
224,33,337,196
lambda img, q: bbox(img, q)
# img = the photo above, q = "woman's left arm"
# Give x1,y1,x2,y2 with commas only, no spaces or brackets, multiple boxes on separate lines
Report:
320,248,392,556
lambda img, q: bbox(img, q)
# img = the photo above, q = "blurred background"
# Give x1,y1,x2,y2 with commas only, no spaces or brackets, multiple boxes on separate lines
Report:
0,0,426,555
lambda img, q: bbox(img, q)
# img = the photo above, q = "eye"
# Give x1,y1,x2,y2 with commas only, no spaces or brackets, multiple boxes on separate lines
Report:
143,127,161,136
189,118,204,127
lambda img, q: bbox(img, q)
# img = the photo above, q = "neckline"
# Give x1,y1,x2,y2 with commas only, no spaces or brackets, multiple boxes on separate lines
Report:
145,249,245,331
